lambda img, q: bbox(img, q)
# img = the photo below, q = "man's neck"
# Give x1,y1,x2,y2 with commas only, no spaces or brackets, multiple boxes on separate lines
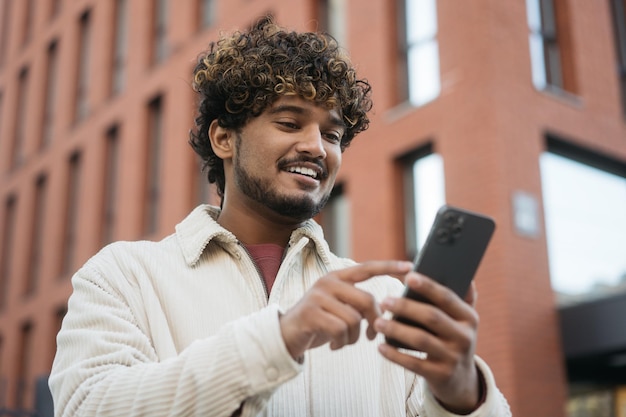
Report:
217,201,302,246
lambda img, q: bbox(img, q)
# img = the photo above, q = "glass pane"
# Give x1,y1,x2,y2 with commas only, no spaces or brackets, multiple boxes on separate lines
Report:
321,190,351,258
413,153,445,251
540,152,626,302
545,41,562,88
529,33,547,89
200,0,215,29
526,0,542,31
407,40,440,107
539,0,557,35
406,0,438,43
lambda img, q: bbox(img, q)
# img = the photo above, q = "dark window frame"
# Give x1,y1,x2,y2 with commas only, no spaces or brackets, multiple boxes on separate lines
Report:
610,0,626,118
144,96,163,235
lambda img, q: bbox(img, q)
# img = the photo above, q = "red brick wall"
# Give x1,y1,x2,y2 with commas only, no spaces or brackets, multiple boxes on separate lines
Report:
1,0,625,415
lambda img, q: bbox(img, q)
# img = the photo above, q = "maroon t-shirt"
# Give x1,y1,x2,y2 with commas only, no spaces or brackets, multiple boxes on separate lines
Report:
244,243,285,294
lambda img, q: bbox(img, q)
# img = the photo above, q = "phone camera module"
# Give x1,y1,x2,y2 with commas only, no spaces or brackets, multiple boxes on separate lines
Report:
437,213,465,244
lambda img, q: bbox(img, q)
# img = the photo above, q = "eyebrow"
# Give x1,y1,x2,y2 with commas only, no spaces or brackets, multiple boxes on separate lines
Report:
268,104,346,129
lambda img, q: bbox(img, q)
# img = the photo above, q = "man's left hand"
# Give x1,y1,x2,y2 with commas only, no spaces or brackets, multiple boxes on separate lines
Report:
374,273,482,414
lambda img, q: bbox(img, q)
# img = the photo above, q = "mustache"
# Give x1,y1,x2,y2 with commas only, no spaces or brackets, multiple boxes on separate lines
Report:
278,156,328,179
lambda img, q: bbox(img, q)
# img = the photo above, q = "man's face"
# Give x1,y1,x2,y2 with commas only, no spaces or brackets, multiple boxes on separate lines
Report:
229,95,345,223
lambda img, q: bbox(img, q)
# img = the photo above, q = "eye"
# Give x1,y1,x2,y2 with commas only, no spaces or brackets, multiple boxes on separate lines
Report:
276,121,300,130
323,131,342,144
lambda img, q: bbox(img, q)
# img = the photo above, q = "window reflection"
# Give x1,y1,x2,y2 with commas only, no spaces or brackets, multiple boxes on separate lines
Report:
540,152,626,304
403,150,445,259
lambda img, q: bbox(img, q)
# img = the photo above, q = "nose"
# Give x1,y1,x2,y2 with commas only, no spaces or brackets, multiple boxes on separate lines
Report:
295,126,327,159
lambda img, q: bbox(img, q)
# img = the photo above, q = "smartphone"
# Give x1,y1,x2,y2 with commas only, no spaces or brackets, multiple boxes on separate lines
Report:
386,205,496,348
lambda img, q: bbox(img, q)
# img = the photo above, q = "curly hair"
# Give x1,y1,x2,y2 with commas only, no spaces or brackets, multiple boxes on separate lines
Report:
189,16,373,198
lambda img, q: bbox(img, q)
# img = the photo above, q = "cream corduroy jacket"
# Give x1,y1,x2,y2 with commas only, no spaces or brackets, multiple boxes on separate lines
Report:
49,205,511,417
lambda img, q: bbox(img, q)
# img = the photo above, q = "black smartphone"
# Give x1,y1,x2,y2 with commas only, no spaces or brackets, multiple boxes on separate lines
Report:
386,205,496,348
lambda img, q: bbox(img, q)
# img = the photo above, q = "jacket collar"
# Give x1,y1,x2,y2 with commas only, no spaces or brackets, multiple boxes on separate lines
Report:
175,205,331,267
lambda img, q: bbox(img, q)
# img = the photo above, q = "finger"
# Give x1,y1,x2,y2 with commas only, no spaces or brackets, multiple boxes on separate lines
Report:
327,280,381,338
405,274,477,326
464,281,477,307
333,261,414,284
374,315,446,355
378,342,442,379
318,296,364,347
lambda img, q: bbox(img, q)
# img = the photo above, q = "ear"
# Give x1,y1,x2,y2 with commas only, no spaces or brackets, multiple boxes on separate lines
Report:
208,119,234,160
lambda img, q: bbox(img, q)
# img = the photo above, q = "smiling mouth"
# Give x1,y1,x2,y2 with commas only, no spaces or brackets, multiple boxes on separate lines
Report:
285,166,320,180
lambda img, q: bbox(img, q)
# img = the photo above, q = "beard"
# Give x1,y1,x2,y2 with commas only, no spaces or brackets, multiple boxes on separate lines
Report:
233,135,331,222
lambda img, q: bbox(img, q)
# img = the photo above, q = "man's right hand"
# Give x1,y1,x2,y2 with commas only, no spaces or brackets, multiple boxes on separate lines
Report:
279,261,413,360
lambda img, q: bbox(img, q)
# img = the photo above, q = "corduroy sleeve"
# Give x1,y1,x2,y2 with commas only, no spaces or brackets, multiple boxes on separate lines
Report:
49,263,302,417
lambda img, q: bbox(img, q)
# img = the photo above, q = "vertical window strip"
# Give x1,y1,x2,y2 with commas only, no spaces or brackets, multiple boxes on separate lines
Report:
320,184,352,258
12,67,29,169
111,0,128,96
0,195,17,310
0,0,12,68
50,0,61,20
75,11,91,122
144,97,163,235
194,156,210,206
317,0,347,48
402,146,446,259
25,175,47,295
61,152,82,276
611,0,626,116
15,322,33,409
198,0,215,30
41,41,58,149
21,0,33,46
153,0,168,64
102,126,120,245
0,91,4,148
526,0,576,92
400,0,440,107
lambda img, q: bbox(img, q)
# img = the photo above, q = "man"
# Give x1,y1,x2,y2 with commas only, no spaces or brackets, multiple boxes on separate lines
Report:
50,17,511,417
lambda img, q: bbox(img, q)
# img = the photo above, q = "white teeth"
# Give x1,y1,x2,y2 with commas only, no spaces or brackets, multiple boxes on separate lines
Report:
287,166,318,179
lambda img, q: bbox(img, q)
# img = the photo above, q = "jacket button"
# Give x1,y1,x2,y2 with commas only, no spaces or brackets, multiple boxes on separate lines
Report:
266,367,278,381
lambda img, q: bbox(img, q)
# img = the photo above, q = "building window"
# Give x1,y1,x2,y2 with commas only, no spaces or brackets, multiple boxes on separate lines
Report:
197,0,215,31
526,0,577,93
0,195,17,310
25,175,47,296
49,306,67,367
0,0,12,68
317,0,347,47
75,11,91,122
152,0,168,64
61,152,82,276
102,126,120,245
11,67,29,169
540,137,626,305
41,40,59,149
320,183,351,258
50,0,61,20
401,146,446,259
0,90,4,147
15,322,33,409
144,97,163,235
21,0,33,46
111,0,128,96
192,156,211,207
397,0,441,107
611,0,626,117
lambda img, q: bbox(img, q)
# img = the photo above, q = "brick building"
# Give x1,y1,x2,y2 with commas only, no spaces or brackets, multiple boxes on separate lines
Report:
0,0,625,416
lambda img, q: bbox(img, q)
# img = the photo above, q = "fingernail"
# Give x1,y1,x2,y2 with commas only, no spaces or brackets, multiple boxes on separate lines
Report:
400,261,414,270
381,297,395,309
405,274,421,286
374,318,387,331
